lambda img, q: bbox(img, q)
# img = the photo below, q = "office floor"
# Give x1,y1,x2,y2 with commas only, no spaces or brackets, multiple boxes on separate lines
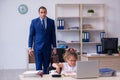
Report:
0,69,25,80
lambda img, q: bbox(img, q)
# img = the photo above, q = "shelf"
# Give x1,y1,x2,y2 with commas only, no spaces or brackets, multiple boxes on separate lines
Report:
82,4,105,6
56,16,104,19
82,16,104,19
57,16,80,18
56,4,106,53
82,29,105,32
67,42,80,45
56,4,80,6
82,42,101,44
58,42,101,45
57,29,80,32
58,42,80,45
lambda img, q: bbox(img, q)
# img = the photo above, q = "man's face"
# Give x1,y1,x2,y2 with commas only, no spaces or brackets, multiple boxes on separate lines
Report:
39,9,47,19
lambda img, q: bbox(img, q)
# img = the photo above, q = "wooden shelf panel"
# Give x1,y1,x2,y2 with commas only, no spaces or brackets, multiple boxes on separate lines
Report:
82,42,101,44
82,16,104,19
82,4,105,6
58,42,101,45
56,4,80,6
82,29,105,32
57,29,80,32
57,16,80,18
58,42,80,45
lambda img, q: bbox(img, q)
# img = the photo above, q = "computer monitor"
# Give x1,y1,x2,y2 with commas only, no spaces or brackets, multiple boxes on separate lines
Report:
101,38,118,55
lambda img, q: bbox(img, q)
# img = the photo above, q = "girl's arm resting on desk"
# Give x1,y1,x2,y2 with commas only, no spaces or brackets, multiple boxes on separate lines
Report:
52,63,63,74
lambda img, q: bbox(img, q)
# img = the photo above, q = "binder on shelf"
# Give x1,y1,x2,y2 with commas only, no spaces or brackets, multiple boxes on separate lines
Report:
86,32,89,42
57,19,64,30
82,32,85,42
96,45,102,54
100,32,105,41
82,32,90,42
84,32,87,42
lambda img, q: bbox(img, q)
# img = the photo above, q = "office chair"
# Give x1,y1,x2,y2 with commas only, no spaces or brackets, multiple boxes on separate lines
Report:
47,48,65,74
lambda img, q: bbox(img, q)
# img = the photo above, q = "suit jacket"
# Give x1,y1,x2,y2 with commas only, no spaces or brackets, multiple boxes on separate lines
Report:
28,17,56,51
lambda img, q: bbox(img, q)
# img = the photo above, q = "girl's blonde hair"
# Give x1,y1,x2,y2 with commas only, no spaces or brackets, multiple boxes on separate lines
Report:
63,48,78,61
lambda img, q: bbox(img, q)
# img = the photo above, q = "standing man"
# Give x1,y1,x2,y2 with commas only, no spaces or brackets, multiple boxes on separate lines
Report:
28,6,56,74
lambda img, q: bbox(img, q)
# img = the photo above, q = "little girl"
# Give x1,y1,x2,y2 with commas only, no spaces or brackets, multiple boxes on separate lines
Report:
52,48,78,75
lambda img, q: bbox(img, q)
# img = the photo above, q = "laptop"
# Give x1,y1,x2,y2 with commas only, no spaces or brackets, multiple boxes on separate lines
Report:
72,60,99,79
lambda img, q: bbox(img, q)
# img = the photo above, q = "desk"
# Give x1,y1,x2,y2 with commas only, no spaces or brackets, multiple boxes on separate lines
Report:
81,55,120,71
19,72,120,80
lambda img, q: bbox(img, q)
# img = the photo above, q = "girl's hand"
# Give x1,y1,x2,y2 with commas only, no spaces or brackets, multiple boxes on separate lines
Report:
56,68,60,74
52,63,63,74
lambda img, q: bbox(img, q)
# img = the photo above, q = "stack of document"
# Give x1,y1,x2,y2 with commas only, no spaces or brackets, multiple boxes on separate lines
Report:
22,71,41,77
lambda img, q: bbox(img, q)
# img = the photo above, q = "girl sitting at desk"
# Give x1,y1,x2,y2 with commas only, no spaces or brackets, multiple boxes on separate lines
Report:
52,48,78,75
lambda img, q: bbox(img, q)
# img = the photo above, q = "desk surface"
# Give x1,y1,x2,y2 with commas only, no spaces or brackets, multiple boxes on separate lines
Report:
19,72,120,80
81,54,120,58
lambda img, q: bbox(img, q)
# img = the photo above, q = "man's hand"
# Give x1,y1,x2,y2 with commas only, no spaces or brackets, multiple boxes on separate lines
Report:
52,48,57,55
28,48,34,57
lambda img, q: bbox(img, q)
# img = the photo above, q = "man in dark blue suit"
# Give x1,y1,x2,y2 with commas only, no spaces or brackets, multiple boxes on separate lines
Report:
28,6,56,74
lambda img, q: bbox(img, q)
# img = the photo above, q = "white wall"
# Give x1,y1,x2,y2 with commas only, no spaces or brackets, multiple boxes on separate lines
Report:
0,0,120,69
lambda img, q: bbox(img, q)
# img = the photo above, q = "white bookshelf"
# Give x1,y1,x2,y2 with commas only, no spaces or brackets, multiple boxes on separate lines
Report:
55,4,106,53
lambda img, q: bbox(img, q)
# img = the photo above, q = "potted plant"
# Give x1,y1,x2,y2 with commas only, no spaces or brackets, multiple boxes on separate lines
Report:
87,9,94,16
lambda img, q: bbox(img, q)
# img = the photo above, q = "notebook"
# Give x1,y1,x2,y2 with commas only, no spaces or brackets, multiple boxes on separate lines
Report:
72,60,99,79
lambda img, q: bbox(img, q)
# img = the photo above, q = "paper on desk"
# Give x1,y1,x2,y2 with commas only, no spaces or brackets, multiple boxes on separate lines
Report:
86,53,99,56
22,71,41,77
49,70,59,75
62,72,76,76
